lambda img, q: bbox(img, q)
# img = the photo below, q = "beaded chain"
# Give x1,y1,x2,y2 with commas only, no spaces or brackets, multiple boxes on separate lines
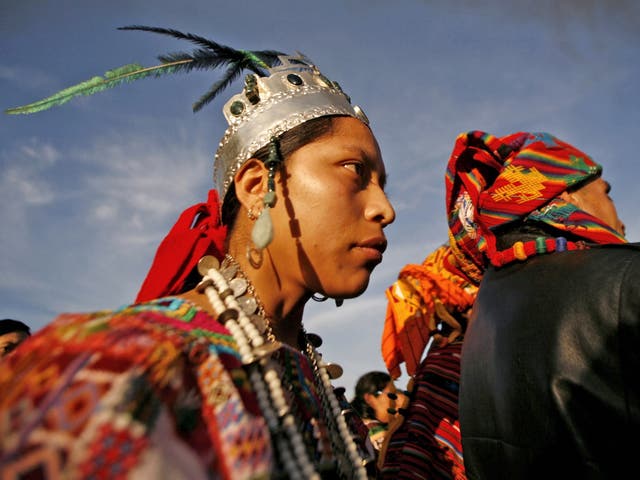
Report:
490,236,588,267
221,254,277,343
196,254,368,479
304,338,369,479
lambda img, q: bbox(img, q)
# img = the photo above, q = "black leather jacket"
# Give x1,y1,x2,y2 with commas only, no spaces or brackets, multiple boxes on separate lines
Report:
459,241,640,479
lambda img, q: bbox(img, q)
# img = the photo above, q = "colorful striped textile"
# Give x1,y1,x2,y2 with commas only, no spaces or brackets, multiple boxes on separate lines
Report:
380,341,466,480
379,244,477,479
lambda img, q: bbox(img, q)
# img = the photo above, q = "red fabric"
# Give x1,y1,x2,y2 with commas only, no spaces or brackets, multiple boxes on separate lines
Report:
136,189,228,302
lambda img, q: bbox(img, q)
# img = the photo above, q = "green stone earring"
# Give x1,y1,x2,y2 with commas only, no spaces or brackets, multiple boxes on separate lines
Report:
250,137,281,254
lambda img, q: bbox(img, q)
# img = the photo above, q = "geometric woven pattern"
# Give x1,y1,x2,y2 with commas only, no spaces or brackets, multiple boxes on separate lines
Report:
490,165,547,204
0,296,359,479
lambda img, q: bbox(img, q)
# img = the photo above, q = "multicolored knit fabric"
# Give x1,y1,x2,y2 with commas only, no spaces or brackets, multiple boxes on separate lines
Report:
445,131,626,273
0,297,356,479
381,245,477,378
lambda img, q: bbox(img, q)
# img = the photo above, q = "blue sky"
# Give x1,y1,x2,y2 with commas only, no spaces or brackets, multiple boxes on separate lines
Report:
2,0,639,393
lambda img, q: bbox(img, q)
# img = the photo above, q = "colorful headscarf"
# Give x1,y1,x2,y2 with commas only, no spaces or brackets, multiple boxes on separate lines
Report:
445,131,626,275
381,244,478,378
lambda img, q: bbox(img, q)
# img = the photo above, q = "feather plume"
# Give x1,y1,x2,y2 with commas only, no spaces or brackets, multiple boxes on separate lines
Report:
6,25,286,115
6,62,190,115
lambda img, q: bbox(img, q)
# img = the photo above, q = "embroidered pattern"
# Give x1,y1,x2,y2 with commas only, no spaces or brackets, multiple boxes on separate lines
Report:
490,164,547,204
0,297,358,479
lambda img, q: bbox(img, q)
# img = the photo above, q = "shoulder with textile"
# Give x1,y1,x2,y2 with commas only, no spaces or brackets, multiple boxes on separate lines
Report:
0,296,271,478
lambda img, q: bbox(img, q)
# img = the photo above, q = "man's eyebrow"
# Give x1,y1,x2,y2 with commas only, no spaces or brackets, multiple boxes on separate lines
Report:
379,169,388,190
605,181,611,194
357,148,387,189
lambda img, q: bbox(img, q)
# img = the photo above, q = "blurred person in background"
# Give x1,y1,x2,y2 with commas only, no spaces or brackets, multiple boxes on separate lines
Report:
0,319,31,357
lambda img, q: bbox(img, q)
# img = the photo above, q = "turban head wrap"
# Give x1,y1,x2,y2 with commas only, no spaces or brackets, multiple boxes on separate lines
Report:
445,131,626,277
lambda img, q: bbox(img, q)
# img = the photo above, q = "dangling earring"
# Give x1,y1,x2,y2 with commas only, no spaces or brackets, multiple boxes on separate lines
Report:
311,293,343,307
247,137,282,268
311,293,328,302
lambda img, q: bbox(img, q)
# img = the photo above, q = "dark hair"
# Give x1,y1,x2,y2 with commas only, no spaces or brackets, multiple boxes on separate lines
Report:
0,319,31,336
221,115,338,230
351,370,391,420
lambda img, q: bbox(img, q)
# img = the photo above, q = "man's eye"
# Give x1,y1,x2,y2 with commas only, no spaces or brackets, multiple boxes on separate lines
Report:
344,162,364,176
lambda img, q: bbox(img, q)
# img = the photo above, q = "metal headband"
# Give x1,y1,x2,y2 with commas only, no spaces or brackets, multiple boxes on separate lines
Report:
213,54,368,199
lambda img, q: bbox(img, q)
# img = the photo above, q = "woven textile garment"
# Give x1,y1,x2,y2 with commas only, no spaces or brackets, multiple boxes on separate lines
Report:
380,342,466,480
0,297,359,479
380,245,477,480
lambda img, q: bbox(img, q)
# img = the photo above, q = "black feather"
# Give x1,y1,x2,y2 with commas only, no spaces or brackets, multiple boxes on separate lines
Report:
193,63,245,112
118,25,233,54
118,25,287,111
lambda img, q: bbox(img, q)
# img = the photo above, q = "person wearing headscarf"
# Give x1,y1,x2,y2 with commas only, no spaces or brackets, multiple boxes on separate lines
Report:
445,130,638,479
0,26,395,479
379,243,478,479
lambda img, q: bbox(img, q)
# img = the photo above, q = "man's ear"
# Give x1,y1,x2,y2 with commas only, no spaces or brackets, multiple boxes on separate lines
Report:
234,158,268,209
559,190,580,209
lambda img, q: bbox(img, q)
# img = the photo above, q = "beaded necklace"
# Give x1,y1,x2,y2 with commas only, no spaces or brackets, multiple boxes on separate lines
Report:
196,254,369,479
490,236,589,267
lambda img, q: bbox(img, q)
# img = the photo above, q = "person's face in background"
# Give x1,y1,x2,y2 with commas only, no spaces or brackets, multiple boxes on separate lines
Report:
561,177,626,237
0,331,29,357
365,381,399,423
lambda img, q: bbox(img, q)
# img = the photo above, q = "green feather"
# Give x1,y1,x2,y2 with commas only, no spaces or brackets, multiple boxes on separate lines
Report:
5,26,287,116
5,60,192,115
239,50,269,70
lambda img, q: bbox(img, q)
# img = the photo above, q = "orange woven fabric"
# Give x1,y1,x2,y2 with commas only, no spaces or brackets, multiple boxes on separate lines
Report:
382,245,478,378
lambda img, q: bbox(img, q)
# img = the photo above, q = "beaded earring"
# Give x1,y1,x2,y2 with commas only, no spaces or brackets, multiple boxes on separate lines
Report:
248,137,282,268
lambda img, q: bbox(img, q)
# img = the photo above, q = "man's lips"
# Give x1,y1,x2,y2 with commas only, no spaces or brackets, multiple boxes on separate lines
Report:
354,237,387,262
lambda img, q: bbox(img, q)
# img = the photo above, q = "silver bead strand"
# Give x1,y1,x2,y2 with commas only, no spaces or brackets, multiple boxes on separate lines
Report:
306,341,368,480
198,262,318,479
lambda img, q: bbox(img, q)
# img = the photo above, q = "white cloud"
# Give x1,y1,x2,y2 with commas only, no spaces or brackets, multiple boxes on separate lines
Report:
0,64,58,92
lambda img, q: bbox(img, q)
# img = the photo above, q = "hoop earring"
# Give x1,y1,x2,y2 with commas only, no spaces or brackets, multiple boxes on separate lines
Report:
311,293,328,302
246,245,263,269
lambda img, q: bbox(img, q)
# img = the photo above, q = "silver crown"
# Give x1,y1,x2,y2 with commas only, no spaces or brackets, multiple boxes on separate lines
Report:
213,54,369,199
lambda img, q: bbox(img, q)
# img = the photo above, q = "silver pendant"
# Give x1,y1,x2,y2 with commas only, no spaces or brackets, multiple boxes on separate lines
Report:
251,341,281,360
197,255,220,276
305,332,323,348
324,363,343,380
229,277,248,297
220,263,238,281
237,295,258,315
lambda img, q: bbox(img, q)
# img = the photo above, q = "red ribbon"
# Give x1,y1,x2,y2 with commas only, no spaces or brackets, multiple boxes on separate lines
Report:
135,189,228,303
